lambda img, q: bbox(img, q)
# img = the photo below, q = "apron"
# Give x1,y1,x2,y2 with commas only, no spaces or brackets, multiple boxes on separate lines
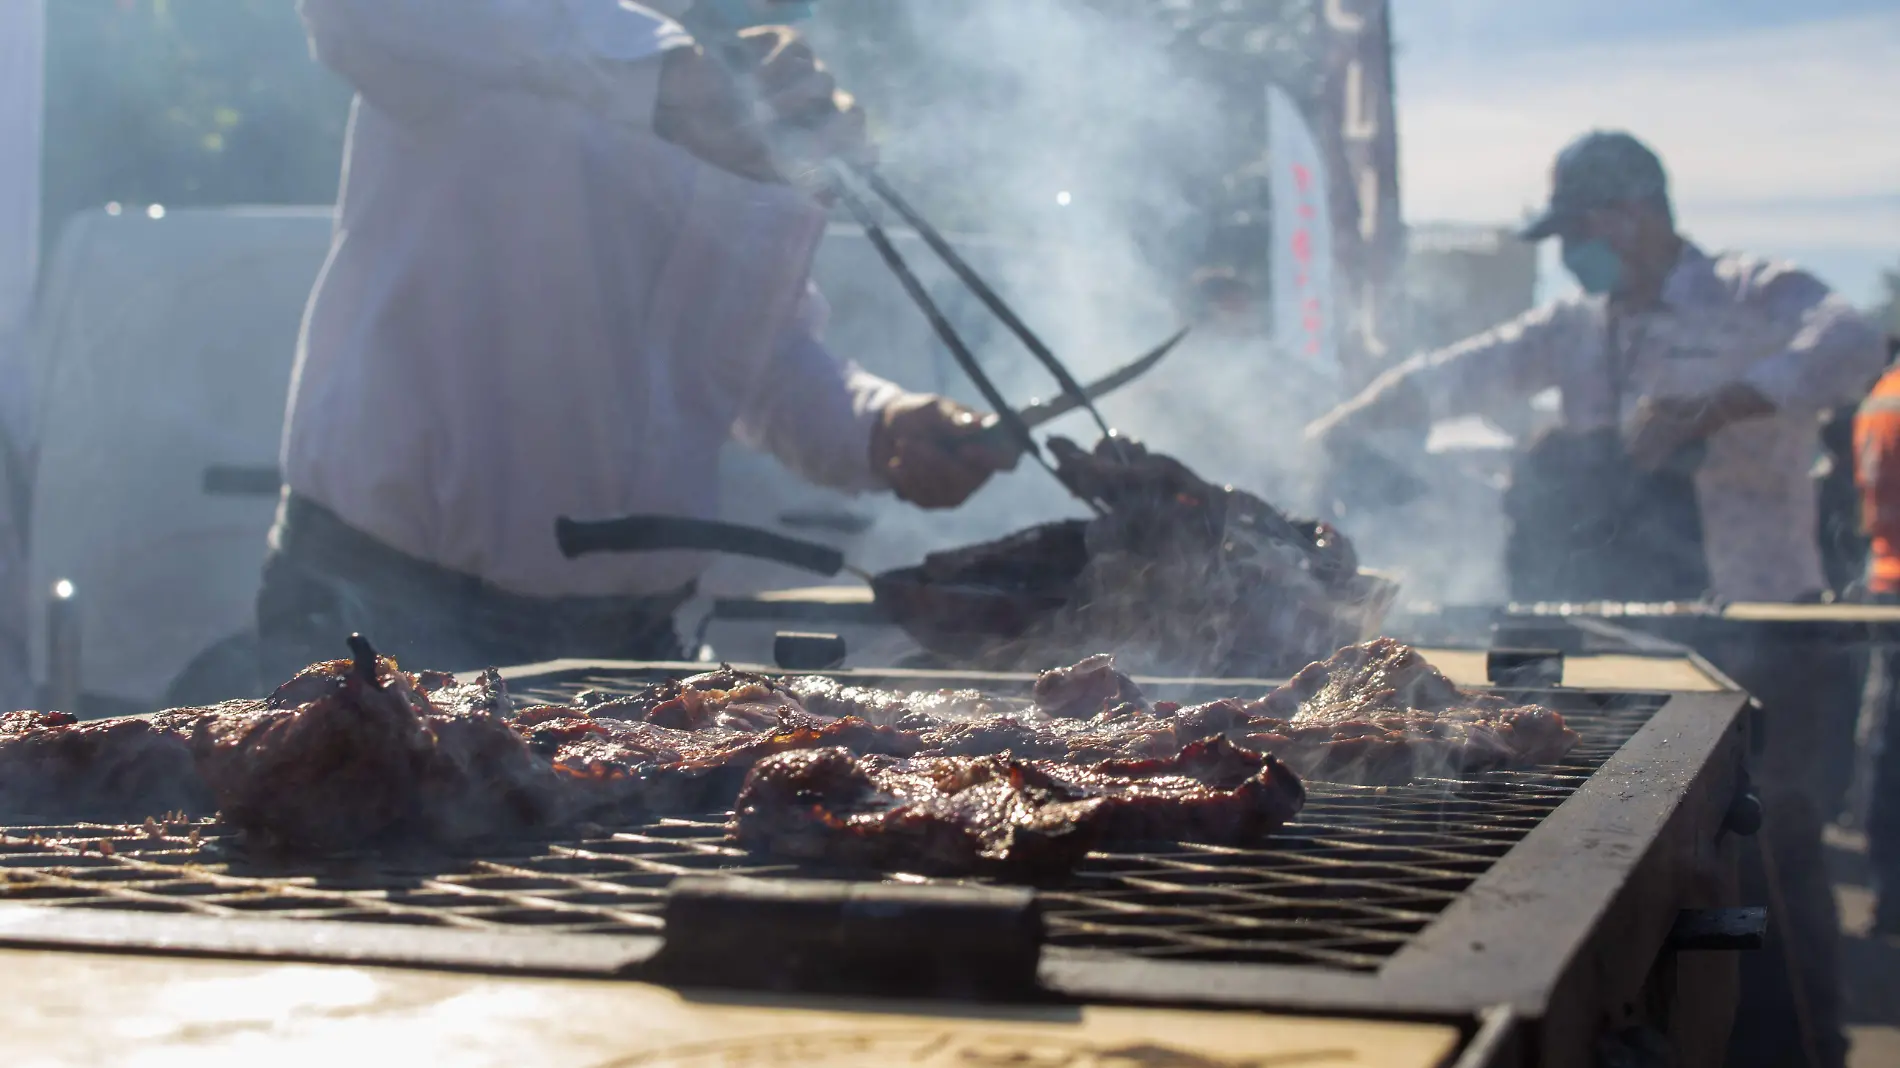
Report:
1503,309,1711,603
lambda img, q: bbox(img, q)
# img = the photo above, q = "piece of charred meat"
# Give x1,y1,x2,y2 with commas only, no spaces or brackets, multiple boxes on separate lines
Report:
0,707,218,821
0,642,1576,862
916,644,1578,785
581,667,806,732
1031,654,1149,719
531,707,922,814
968,434,1385,678
196,637,565,853
727,736,1304,877
1239,638,1581,783
780,675,1013,727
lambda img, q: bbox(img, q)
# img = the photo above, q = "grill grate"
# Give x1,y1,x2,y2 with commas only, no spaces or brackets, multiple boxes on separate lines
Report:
0,676,1661,973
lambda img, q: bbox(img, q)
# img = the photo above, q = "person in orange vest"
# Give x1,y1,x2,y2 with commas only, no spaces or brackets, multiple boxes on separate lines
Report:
1855,337,1900,933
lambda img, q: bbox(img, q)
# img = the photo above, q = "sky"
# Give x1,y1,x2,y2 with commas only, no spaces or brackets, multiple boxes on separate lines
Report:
1390,0,1900,307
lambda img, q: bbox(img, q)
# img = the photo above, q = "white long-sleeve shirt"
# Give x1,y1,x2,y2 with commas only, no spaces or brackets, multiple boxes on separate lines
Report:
283,0,913,598
1388,241,1885,601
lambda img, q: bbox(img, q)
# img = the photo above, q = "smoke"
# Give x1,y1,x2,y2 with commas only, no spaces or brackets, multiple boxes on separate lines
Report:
788,2,1533,646
804,2,1341,566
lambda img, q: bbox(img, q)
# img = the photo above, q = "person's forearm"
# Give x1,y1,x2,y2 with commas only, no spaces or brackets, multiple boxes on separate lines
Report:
1743,293,1887,413
1700,381,1776,434
733,331,917,495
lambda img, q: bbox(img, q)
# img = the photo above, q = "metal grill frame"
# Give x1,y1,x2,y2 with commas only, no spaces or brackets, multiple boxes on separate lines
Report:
0,658,1749,1068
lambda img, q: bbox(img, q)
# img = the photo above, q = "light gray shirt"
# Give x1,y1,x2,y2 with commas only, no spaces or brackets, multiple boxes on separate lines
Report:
284,0,914,597
1392,242,1885,602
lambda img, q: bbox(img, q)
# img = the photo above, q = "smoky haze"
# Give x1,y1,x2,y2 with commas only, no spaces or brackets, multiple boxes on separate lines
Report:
803,0,1511,609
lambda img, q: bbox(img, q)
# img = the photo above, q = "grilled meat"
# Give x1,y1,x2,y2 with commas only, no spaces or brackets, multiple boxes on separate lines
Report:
197,639,564,853
781,675,1013,727
915,642,1578,784
582,667,807,732
0,707,216,820
1241,638,1581,782
531,707,922,814
0,641,1573,863
1031,653,1149,719
918,434,1384,678
727,736,1304,876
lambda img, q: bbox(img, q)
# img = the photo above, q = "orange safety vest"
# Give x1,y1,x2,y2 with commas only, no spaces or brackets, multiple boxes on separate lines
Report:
1855,365,1900,593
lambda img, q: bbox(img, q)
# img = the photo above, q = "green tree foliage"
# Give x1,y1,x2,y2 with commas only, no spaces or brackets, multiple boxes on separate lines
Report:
41,0,351,233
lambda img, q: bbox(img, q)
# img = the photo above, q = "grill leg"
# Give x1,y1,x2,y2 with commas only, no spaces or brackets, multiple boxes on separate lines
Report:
1717,637,1858,1068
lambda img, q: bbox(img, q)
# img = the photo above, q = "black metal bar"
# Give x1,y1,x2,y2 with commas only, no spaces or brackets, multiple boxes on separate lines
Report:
655,875,1042,999
1485,648,1564,687
854,164,1115,443
773,631,848,671
1666,906,1767,952
203,465,283,497
555,515,846,576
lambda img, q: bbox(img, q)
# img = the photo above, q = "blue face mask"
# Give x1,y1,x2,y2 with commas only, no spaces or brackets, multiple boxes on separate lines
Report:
1561,238,1625,296
706,0,816,29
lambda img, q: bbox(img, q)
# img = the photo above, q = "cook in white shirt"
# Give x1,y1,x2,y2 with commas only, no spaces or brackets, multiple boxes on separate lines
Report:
260,0,1015,680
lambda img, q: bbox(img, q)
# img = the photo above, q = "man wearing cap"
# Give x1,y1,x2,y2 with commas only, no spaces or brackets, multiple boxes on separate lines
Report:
1309,130,1885,603
1308,130,1885,1068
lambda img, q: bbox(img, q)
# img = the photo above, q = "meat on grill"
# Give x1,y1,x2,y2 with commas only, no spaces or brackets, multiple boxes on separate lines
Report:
901,642,1579,784
0,640,1574,862
529,706,922,814
194,638,566,853
727,736,1305,876
0,707,216,821
1242,638,1581,783
950,434,1382,679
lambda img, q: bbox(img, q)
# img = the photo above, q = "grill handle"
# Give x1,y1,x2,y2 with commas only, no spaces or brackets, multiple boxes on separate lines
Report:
555,515,846,577
655,875,1042,998
1665,906,1767,952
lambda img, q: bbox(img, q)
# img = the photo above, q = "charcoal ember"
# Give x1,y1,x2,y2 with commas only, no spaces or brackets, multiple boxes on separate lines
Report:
727,736,1305,877
0,709,219,820
196,642,564,852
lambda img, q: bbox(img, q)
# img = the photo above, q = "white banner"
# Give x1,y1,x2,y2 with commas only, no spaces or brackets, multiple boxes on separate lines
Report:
0,0,45,339
1266,83,1338,390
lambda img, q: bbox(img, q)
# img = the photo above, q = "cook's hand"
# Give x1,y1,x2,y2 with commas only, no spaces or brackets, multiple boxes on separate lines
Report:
655,45,781,184
871,396,1021,510
737,26,875,168
1624,384,1774,471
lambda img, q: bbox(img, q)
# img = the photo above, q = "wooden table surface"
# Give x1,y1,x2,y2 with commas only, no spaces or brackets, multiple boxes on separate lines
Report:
3,947,1465,1067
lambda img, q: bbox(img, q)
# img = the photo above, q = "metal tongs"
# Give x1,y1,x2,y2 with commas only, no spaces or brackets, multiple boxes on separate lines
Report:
826,160,1187,510
707,34,1184,509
